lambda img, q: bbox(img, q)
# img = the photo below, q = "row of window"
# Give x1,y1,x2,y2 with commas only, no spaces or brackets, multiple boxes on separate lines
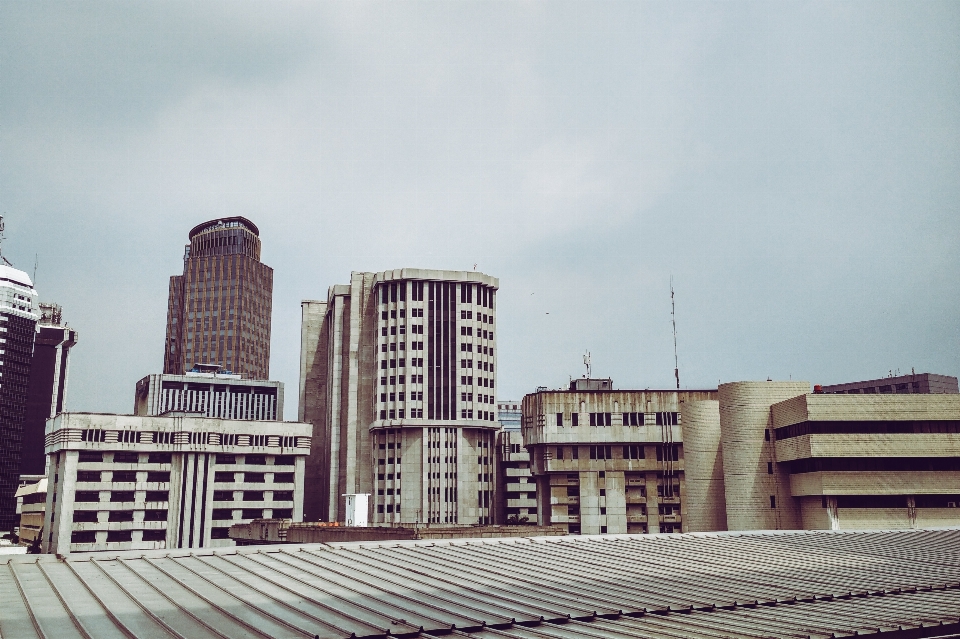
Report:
73,510,167,523
460,410,497,420
553,412,680,427
213,490,294,501
461,361,495,372
379,409,425,419
458,326,494,338
381,341,424,352
380,374,425,386
77,471,170,483
381,391,424,402
774,420,960,441
382,324,425,336
381,357,426,369
380,308,425,319
212,508,292,519
72,530,166,543
460,392,494,403
77,452,295,465
552,445,679,461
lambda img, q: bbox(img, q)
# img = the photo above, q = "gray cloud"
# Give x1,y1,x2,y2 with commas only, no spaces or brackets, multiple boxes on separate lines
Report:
2,1,957,418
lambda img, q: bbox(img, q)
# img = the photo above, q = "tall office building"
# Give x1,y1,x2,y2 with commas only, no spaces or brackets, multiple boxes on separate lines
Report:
163,217,273,379
22,303,78,476
300,269,501,526
0,265,39,531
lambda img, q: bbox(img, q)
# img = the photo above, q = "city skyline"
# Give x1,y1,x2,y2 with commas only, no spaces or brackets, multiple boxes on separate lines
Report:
2,2,958,421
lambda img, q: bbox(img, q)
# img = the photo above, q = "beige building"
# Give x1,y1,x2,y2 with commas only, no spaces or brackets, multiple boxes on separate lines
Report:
682,381,960,532
42,412,310,554
300,269,501,526
521,381,717,534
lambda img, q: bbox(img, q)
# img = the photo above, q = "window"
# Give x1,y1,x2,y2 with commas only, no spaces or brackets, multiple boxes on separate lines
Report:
242,509,263,519
589,446,612,460
656,445,680,462
149,453,173,464
273,473,294,484
623,412,643,426
213,490,234,501
71,531,96,544
273,508,293,518
556,413,563,427
142,530,167,542
77,471,101,482
245,455,267,465
243,491,264,501
113,452,140,463
107,530,133,542
109,511,134,522
764,429,770,441
589,413,612,426
212,509,234,520
72,510,98,522
148,471,170,483
144,509,167,521
571,413,579,427
78,451,103,463
273,490,294,501
111,491,135,502
624,445,644,460
767,462,773,474
216,454,236,465
770,496,777,508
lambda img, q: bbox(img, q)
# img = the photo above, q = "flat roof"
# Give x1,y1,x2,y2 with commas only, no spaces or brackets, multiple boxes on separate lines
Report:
3,528,960,638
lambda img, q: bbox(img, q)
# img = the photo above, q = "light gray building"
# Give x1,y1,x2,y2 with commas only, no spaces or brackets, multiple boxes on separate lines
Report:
300,268,501,526
134,367,284,421
822,371,958,395
682,381,960,532
42,412,310,554
521,380,718,534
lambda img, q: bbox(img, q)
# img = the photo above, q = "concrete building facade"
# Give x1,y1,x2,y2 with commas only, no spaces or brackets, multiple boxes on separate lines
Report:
520,382,717,535
134,370,283,421
42,412,310,554
163,217,273,379
21,302,77,477
0,265,39,532
496,429,538,524
682,381,960,532
299,269,501,526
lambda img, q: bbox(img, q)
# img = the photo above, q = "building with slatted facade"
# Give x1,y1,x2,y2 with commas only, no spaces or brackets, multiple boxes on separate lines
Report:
300,269,500,527
163,217,273,380
134,371,283,421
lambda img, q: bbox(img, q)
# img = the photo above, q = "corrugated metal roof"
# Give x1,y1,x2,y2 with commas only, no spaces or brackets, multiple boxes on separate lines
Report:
2,528,960,639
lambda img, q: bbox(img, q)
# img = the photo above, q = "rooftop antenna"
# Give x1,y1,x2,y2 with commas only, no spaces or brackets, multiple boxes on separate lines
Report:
33,254,38,286
671,276,679,389
583,351,591,378
0,215,12,267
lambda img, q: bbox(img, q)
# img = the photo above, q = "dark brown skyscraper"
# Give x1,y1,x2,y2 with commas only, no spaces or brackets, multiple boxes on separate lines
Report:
163,217,273,379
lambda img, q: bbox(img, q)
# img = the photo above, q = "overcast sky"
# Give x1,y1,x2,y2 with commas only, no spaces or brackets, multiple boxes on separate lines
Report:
2,1,958,420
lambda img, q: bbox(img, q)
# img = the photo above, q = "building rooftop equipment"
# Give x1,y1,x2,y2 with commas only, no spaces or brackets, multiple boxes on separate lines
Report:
2,527,960,638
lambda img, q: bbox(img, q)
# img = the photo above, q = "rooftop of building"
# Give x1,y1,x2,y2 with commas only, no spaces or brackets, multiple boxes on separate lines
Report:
3,527,960,638
188,216,259,239
822,372,959,394
0,263,34,289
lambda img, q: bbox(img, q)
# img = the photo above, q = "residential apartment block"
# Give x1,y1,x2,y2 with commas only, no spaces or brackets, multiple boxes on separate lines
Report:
42,412,310,554
134,369,283,421
520,381,717,535
0,264,39,531
163,217,273,379
300,269,501,526
682,381,960,532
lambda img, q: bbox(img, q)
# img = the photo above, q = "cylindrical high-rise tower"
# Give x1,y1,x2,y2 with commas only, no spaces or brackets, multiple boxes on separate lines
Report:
680,400,727,532
163,217,273,379
718,381,808,531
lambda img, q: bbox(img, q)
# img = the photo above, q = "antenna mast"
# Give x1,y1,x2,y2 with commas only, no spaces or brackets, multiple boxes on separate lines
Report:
671,276,679,389
583,351,591,378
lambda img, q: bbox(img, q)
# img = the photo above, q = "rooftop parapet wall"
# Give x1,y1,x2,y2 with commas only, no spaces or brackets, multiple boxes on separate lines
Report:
771,393,960,428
